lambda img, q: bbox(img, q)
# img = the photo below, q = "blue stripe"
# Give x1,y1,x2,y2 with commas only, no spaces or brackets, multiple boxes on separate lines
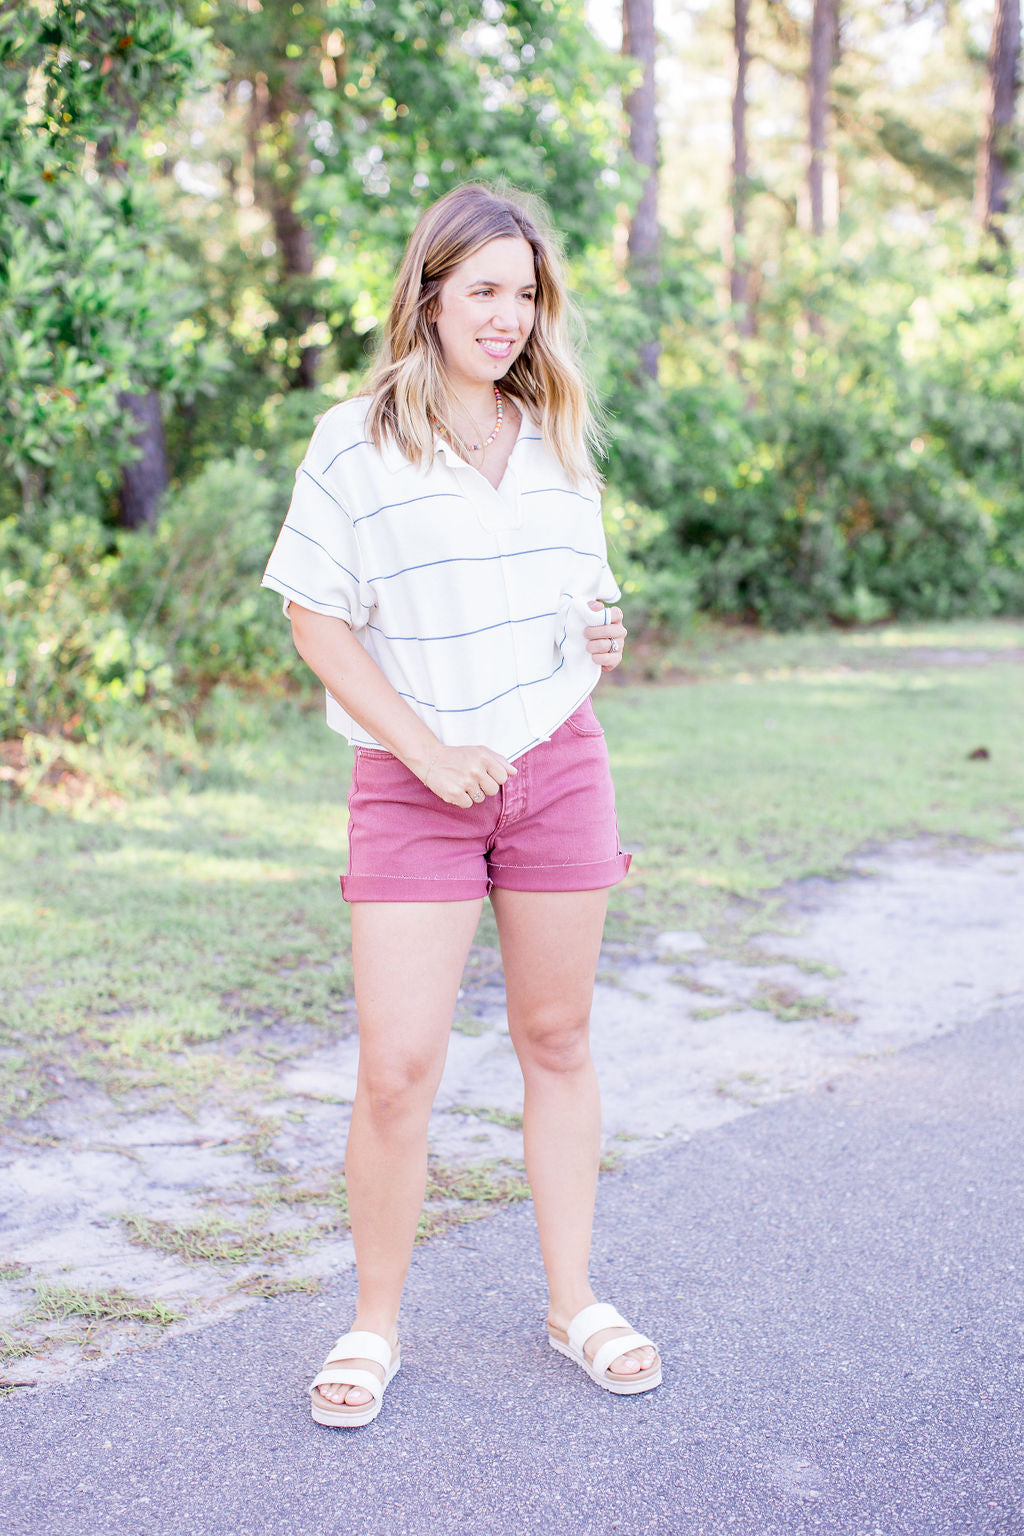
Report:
367,611,557,645
299,468,353,520
521,486,594,503
353,491,465,527
320,439,369,474
262,575,362,616
347,682,599,761
369,546,602,585
394,655,567,716
280,524,363,590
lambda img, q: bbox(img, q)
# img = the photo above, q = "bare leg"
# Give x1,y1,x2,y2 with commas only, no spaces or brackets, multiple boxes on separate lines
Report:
317,898,483,1408
491,887,658,1378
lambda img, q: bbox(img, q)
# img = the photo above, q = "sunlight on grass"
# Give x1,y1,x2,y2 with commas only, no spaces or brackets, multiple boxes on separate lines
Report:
2,627,1022,1120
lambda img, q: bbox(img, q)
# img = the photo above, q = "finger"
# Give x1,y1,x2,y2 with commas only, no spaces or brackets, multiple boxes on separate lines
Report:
583,622,626,641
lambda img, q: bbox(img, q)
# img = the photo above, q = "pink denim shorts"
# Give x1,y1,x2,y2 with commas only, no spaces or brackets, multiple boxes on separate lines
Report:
341,697,631,902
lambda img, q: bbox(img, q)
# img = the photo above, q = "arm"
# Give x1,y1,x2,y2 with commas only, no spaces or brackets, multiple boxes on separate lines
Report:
288,604,514,808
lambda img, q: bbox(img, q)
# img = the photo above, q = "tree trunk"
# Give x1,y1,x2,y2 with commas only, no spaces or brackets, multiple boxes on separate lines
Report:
976,0,1022,245
257,77,320,391
269,171,320,390
730,0,756,338
622,0,660,380
808,0,837,239
117,390,168,530
89,20,169,529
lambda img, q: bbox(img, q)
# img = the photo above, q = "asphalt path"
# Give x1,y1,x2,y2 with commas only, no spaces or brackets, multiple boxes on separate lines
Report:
4,1005,1023,1536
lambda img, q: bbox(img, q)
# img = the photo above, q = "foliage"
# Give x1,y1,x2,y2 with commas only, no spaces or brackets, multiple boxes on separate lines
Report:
0,512,176,742
118,450,298,684
2,0,1023,755
0,452,299,743
597,232,1024,627
0,2,222,521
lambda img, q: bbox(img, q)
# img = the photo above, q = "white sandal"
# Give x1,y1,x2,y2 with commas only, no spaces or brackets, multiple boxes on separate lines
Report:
309,1330,401,1427
548,1302,662,1395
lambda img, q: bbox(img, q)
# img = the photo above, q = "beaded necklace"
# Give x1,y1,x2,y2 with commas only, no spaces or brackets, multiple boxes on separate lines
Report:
433,386,504,453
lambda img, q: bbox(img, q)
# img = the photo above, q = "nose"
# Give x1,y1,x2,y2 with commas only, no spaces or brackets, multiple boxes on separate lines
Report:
490,299,519,333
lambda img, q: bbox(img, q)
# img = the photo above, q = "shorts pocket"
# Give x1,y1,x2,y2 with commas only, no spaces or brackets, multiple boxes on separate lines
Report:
355,746,395,761
563,699,604,738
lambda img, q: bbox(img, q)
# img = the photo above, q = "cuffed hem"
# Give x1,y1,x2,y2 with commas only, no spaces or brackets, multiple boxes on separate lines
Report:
340,873,489,903
487,850,631,893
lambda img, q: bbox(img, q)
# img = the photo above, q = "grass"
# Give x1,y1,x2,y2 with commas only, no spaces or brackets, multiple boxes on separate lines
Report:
1,1283,180,1384
600,619,1024,943
748,985,856,1026
22,1283,180,1329
449,1103,524,1131
415,1157,531,1239
119,1211,311,1266
232,1273,322,1299
1,619,1023,1128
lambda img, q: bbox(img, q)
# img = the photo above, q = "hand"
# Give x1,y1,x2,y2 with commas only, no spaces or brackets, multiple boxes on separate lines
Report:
419,745,516,808
585,602,627,672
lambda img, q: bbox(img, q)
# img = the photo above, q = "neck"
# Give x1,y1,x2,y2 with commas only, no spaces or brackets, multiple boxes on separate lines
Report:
450,382,500,422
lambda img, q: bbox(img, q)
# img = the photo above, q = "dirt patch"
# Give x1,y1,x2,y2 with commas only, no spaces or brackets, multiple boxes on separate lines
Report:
2,833,1021,1391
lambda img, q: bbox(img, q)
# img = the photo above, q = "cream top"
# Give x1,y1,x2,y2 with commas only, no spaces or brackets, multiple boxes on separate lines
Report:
261,397,619,761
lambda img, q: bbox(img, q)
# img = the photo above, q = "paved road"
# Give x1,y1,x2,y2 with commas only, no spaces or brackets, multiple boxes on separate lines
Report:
4,1006,1023,1536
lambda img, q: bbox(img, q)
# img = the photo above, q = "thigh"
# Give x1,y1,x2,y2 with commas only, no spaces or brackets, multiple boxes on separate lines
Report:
490,887,609,1031
350,899,484,1078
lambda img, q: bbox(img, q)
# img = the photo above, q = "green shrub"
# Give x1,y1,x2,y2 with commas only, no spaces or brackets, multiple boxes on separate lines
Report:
119,451,298,685
1,451,300,746
0,513,175,742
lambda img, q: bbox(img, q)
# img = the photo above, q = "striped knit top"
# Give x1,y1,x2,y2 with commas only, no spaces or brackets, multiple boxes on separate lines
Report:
261,396,620,761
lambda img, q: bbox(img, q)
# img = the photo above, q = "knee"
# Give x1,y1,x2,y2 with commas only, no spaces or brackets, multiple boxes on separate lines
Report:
516,1011,591,1076
358,1054,439,1122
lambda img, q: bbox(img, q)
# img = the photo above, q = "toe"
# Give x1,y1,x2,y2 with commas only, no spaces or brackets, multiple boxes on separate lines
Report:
610,1344,658,1377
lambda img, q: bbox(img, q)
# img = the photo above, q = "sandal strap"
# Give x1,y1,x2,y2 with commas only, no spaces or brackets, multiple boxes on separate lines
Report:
323,1330,394,1371
310,1366,383,1401
567,1302,629,1354
591,1330,655,1381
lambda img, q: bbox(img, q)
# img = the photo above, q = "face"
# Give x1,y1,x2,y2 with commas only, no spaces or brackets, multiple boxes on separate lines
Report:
431,236,537,395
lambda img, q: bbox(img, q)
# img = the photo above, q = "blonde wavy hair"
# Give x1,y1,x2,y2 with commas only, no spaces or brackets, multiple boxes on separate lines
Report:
363,183,602,484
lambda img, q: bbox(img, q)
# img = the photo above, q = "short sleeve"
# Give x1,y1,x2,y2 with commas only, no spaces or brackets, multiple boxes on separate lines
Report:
261,453,369,629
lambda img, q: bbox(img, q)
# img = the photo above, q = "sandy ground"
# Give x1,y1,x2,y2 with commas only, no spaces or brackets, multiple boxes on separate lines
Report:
2,833,1022,1388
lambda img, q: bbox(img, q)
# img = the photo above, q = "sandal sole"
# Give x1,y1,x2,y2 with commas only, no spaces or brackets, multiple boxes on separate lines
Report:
548,1337,662,1395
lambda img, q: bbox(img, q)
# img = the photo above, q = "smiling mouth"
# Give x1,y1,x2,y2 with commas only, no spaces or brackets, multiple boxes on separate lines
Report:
477,338,515,357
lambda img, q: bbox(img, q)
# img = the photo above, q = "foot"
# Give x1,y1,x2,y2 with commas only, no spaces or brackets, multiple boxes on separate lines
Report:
314,1324,399,1409
547,1306,659,1380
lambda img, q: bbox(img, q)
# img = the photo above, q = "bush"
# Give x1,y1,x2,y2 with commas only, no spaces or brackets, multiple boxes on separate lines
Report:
596,236,1024,630
0,513,175,742
119,451,298,686
1,451,300,746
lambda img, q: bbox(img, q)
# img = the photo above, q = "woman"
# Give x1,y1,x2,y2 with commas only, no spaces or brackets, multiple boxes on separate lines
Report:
262,183,661,1427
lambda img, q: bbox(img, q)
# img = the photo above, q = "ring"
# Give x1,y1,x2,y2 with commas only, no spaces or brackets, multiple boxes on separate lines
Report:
609,639,619,653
